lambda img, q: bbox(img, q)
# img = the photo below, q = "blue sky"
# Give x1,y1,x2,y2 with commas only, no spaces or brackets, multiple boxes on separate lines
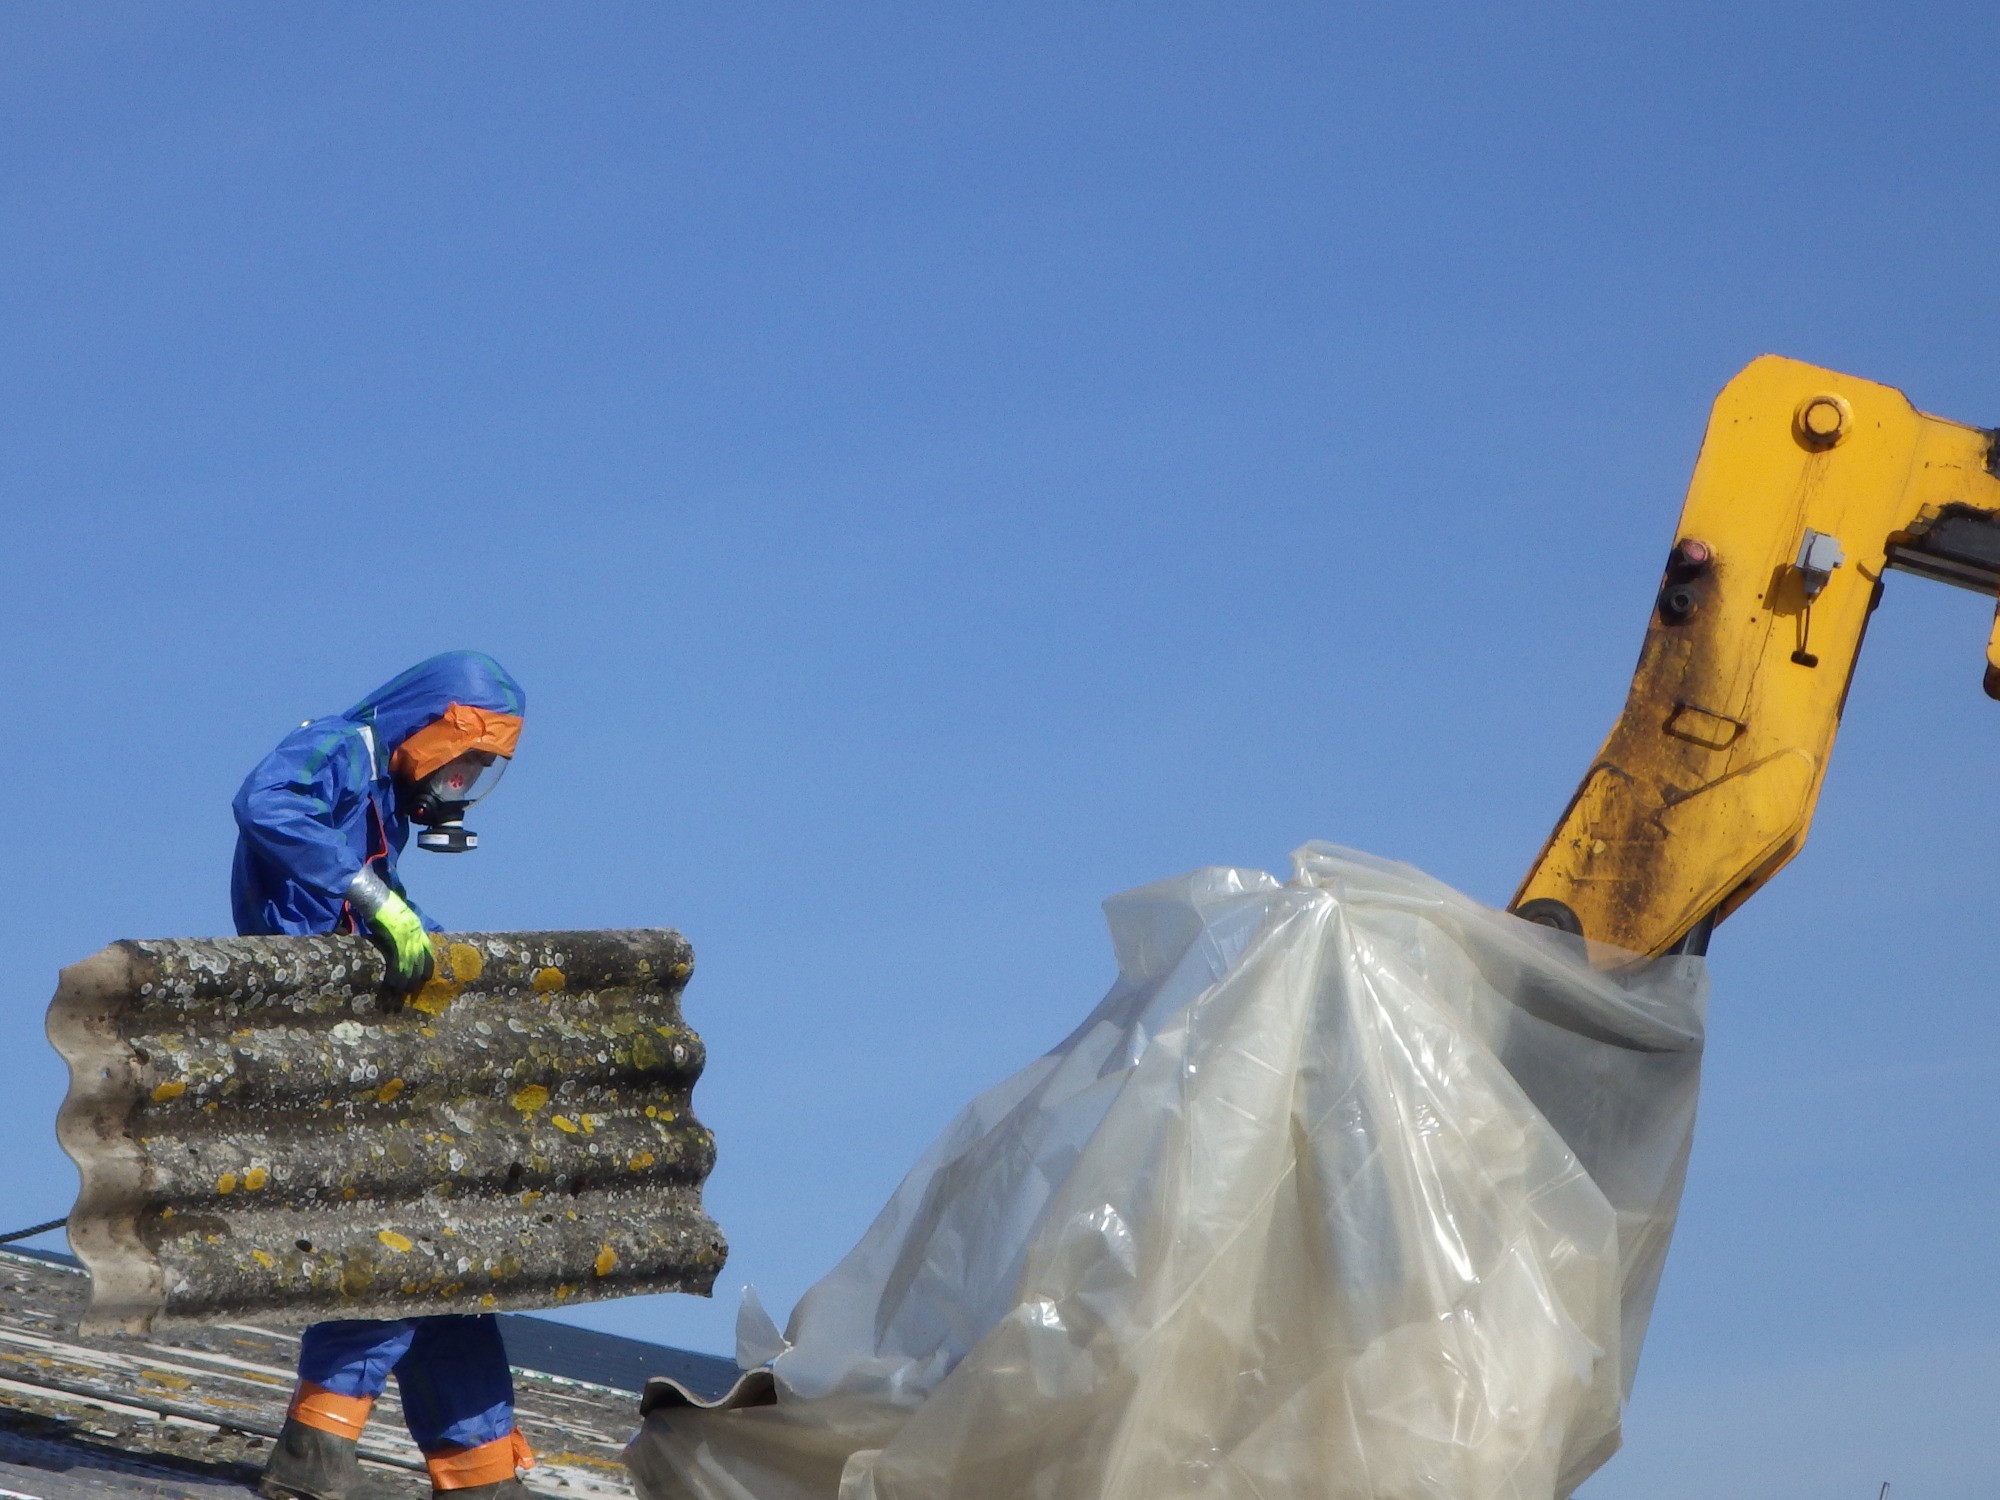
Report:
4,4,1997,1494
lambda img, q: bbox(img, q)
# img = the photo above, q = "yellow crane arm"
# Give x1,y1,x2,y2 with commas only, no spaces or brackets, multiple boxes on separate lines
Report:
1514,355,2000,958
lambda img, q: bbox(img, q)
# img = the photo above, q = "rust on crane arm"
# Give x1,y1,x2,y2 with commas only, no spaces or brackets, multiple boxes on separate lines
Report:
48,928,725,1335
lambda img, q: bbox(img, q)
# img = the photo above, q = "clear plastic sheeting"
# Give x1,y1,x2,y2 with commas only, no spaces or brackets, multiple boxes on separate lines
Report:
628,844,1705,1500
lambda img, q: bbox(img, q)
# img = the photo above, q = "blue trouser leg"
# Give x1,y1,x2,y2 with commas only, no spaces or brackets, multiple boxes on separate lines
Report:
298,1318,417,1400
395,1315,517,1453
295,1316,515,1454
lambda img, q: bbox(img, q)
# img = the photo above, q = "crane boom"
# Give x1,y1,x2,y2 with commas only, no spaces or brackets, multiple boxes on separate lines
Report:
1514,355,2000,957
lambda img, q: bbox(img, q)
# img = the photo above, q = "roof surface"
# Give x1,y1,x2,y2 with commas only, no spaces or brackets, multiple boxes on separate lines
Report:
0,1248,737,1500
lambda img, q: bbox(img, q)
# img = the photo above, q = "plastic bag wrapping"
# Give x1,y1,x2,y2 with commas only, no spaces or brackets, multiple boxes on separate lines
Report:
628,844,1705,1500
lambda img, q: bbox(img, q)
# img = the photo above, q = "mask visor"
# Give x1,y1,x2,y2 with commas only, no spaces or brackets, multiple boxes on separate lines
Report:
419,752,508,812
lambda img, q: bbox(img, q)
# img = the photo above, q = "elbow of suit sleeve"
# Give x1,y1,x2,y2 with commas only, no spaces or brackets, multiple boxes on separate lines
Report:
231,741,368,901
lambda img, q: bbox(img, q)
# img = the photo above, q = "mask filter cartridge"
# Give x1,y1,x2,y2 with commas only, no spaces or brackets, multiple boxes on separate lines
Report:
415,818,478,854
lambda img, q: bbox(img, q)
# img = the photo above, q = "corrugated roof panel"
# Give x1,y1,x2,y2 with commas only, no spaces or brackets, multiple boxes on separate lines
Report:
49,930,724,1334
0,1247,694,1500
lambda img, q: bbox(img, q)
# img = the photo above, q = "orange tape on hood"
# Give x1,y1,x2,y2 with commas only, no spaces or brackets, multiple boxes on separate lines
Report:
390,702,524,782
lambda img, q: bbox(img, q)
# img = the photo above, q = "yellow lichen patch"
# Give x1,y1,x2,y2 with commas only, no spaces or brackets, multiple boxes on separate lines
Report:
628,1151,656,1171
340,1255,375,1298
644,1105,658,1118
440,942,481,982
139,1370,191,1392
151,1080,187,1103
410,974,460,1016
251,1250,275,1269
378,1230,414,1253
377,1078,405,1104
532,966,565,994
217,1172,239,1195
519,1190,542,1205
592,1244,617,1277
480,1293,497,1309
542,1453,628,1473
244,1166,269,1191
551,1116,580,1134
511,1084,549,1113
579,1114,596,1135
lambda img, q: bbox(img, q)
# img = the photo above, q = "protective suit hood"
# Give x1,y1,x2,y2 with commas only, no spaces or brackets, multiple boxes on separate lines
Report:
345,652,527,759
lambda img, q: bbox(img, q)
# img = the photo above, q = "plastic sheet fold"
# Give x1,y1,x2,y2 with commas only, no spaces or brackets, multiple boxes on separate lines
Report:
628,844,1705,1500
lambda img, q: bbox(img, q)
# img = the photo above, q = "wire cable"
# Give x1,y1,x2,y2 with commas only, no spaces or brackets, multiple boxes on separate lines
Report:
0,1218,67,1245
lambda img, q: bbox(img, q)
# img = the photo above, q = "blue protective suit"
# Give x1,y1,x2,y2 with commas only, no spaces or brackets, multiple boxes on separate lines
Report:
232,652,528,1474
231,652,525,939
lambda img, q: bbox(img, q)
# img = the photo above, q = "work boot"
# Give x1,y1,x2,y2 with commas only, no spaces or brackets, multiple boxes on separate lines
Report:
432,1482,533,1500
259,1418,361,1500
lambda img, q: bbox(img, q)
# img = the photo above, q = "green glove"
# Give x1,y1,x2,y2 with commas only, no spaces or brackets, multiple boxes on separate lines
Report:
346,869,435,992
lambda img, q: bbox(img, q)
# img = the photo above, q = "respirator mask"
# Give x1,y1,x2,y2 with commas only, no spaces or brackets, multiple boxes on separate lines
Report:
407,751,510,853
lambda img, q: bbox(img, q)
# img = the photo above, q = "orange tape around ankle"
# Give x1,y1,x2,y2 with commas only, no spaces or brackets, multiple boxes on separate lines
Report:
287,1382,375,1441
425,1431,533,1490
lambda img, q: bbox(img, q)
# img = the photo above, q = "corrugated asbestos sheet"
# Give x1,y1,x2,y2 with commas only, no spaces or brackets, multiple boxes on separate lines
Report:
49,930,725,1334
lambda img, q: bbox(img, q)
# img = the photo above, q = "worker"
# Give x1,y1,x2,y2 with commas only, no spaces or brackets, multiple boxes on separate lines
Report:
232,651,532,1500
